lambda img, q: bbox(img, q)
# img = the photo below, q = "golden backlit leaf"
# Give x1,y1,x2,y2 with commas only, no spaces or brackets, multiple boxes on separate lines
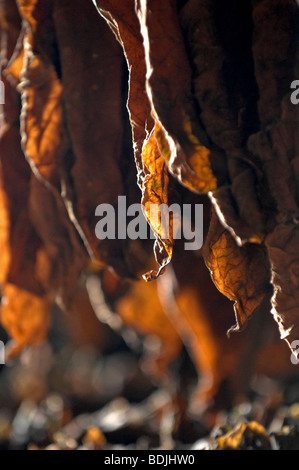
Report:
95,0,176,280
136,0,217,194
141,124,173,281
154,114,217,194
0,0,298,408
203,210,271,333
16,0,39,30
96,0,219,281
0,162,10,284
0,2,85,352
5,47,24,84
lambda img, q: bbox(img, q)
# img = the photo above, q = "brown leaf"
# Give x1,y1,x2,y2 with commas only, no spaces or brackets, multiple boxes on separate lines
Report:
215,421,271,450
203,210,272,334
29,175,87,308
53,0,137,277
248,0,299,354
0,3,71,351
136,0,217,194
95,0,176,280
15,0,65,190
180,0,266,244
1,283,51,356
18,44,66,189
265,224,299,353
140,124,173,281
0,9,43,297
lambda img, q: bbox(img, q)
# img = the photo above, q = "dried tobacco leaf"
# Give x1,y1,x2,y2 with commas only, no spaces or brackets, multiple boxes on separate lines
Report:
16,0,140,281
0,0,21,58
248,0,299,354
0,0,83,351
16,0,58,69
15,2,94,282
180,0,266,244
140,124,173,281
94,0,175,280
4,1,88,309
53,0,137,277
15,0,65,190
0,132,51,357
18,45,65,190
0,3,51,352
203,210,272,334
0,0,298,397
136,0,217,194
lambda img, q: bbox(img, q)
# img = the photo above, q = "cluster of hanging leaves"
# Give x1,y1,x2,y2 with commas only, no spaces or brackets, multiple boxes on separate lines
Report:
93,0,299,354
0,0,139,356
0,0,298,401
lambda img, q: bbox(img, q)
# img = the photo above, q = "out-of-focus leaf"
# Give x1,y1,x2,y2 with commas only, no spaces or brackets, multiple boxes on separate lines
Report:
29,176,87,308
1,284,50,358
0,162,10,286
160,255,240,404
0,3,51,353
215,421,271,450
62,283,105,348
115,276,182,380
86,267,182,380
83,427,107,451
